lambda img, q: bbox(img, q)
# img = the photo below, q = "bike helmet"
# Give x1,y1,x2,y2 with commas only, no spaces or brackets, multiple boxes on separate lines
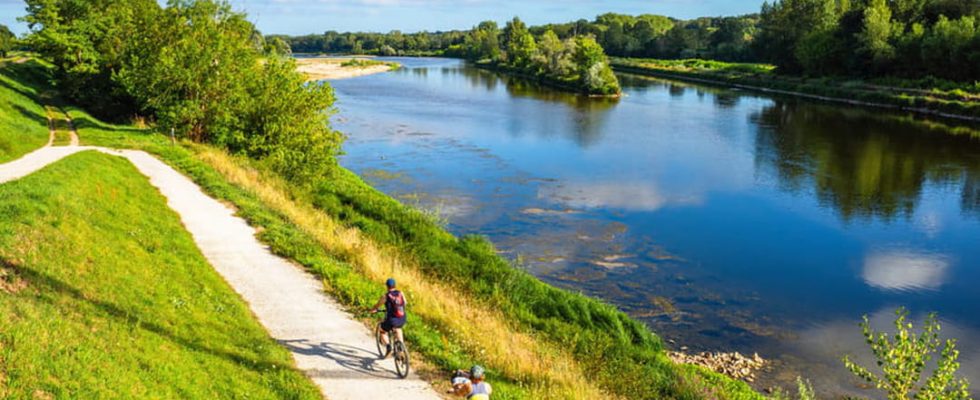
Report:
386,278,396,288
470,365,485,379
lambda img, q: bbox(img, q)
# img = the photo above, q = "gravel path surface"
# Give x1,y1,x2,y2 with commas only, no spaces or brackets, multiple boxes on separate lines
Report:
0,145,443,400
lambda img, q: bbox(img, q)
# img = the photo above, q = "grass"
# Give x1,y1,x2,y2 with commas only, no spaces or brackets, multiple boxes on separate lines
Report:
0,58,54,161
10,56,764,399
0,151,320,399
612,57,980,120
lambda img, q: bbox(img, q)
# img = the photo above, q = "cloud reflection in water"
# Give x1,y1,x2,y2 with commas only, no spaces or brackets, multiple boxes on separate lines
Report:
862,250,950,291
538,181,701,212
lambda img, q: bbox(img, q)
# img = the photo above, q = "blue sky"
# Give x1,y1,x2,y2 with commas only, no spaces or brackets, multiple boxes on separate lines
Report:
1,0,765,36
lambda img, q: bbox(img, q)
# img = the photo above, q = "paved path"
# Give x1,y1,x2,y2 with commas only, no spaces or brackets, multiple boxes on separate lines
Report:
0,145,442,400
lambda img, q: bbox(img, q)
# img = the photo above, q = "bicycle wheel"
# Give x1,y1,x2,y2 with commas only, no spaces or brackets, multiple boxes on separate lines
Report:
393,341,410,379
375,325,389,358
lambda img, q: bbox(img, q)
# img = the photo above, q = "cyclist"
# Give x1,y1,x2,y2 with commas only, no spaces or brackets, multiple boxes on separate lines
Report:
369,277,407,355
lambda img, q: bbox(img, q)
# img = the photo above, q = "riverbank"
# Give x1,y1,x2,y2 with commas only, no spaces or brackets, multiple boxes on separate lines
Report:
611,58,980,121
294,56,398,81
3,57,766,399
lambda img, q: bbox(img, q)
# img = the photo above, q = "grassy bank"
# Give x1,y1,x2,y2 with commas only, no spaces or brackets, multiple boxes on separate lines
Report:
0,151,320,399
72,85,759,399
0,58,53,161
3,56,762,398
612,58,980,120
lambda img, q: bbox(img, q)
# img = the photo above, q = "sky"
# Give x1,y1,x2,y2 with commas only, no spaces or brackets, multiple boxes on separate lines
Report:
1,0,766,36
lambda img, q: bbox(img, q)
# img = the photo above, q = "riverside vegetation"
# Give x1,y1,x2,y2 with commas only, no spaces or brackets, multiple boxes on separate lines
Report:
277,1,979,117
9,0,756,398
446,18,621,96
6,0,976,399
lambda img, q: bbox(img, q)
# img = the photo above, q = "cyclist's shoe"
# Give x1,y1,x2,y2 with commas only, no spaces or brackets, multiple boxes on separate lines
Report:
386,344,392,358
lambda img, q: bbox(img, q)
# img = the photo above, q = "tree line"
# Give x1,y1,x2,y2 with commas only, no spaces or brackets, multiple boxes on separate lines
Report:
21,0,340,183
756,0,979,81
277,2,979,82
446,18,621,96
276,13,759,62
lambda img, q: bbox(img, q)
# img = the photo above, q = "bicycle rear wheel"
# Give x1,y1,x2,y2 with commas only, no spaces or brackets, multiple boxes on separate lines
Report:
393,341,410,378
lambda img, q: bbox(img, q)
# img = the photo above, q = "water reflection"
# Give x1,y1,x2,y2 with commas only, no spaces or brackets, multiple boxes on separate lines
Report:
539,180,701,212
862,250,950,291
753,102,980,221
331,59,980,397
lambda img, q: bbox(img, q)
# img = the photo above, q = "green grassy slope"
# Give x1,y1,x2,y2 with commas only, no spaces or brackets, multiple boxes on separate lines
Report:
0,59,54,162
0,151,320,399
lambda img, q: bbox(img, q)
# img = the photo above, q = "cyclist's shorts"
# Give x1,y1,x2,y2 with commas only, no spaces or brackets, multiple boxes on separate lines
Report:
381,317,406,332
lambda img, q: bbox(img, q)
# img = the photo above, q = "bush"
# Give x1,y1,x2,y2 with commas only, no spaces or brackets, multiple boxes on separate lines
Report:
842,308,972,400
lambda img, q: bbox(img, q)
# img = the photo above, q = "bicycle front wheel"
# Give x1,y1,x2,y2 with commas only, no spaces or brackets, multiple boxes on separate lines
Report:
375,325,388,358
394,341,410,379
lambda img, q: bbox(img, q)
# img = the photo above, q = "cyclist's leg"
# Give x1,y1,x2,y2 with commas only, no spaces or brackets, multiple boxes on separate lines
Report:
392,318,406,344
379,319,393,346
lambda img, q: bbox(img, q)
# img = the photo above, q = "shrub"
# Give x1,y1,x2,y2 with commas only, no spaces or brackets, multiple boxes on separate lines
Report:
842,308,972,400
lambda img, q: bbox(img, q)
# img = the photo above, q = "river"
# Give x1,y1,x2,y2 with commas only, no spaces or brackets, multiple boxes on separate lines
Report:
328,57,980,397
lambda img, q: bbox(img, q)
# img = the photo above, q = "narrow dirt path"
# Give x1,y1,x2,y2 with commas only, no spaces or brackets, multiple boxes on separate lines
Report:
0,146,442,400
63,112,79,146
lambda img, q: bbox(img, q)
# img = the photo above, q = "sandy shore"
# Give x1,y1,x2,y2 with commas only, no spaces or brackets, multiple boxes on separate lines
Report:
295,57,396,81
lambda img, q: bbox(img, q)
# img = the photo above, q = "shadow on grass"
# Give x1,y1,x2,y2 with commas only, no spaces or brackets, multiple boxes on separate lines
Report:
11,103,49,128
70,113,147,134
0,60,56,102
1,258,298,374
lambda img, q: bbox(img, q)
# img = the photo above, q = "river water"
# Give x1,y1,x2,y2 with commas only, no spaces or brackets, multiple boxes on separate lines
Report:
328,57,980,397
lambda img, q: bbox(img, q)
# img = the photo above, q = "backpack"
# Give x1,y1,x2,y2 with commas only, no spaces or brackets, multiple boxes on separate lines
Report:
386,290,406,318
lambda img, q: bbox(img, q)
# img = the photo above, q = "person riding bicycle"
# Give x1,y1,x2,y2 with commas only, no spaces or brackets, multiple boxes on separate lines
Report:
369,278,407,355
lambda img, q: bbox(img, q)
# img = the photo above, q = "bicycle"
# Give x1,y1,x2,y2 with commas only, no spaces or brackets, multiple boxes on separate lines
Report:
373,311,411,379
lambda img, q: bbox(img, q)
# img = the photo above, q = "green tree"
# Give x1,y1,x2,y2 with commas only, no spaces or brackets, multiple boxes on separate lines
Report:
22,0,159,117
921,15,978,80
573,36,620,95
537,30,573,77
0,24,15,57
843,309,971,400
756,0,839,72
117,0,256,143
464,21,500,61
264,36,292,56
860,0,898,69
503,17,537,67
